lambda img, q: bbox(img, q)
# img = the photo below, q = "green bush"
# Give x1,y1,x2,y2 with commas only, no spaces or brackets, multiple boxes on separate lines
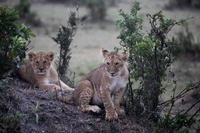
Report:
117,2,181,118
116,1,199,132
51,9,79,87
0,6,35,78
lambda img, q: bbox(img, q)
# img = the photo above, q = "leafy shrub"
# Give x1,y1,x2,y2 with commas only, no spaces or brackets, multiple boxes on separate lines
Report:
0,6,35,78
116,1,200,132
117,2,182,118
51,8,79,87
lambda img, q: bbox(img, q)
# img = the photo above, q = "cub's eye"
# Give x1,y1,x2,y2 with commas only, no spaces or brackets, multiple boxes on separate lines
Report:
106,62,110,66
36,61,39,64
115,62,119,66
43,61,46,64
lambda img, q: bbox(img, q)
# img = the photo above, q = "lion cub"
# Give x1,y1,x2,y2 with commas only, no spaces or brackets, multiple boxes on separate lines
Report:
58,49,129,120
18,51,74,92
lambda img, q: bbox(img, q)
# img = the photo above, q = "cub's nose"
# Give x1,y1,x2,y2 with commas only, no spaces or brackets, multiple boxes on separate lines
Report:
110,73,115,76
39,68,44,72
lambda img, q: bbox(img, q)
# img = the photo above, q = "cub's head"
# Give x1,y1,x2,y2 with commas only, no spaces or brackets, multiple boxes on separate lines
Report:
102,48,128,78
28,51,54,75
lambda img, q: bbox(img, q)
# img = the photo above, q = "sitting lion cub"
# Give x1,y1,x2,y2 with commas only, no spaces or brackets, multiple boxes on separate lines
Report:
18,51,74,92
58,49,129,120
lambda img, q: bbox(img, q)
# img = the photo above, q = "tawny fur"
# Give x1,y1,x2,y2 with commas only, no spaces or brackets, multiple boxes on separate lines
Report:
18,51,74,92
58,49,129,121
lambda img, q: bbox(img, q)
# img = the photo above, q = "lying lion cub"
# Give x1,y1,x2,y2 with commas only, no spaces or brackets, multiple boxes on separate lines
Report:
58,49,129,120
18,51,74,92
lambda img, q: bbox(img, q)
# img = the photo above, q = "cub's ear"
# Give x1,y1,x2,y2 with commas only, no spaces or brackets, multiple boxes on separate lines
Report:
46,51,54,61
28,52,36,62
120,52,129,61
101,48,109,58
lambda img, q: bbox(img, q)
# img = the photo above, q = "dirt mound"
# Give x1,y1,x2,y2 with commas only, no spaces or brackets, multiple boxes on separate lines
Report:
0,78,152,133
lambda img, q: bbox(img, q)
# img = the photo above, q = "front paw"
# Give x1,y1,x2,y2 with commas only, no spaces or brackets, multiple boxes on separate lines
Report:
116,108,125,116
90,105,102,113
57,91,62,99
54,85,61,90
65,87,74,93
105,110,118,121
47,85,60,92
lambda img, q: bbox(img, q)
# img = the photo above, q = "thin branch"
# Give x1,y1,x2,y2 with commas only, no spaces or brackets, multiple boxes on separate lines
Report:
159,81,199,105
183,98,200,116
168,81,177,115
189,107,200,121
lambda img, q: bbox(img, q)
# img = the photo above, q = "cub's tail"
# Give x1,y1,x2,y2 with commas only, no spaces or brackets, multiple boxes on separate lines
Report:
57,91,74,104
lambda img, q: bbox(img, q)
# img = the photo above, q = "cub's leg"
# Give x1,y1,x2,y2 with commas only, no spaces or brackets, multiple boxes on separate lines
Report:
18,64,33,83
37,81,60,91
57,91,74,104
58,80,74,93
75,80,101,113
101,87,118,121
113,88,126,116
18,65,27,79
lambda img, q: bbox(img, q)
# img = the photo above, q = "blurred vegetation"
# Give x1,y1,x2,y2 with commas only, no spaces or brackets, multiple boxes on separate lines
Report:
117,1,199,132
176,22,200,58
86,0,107,21
166,0,200,9
14,0,42,26
38,0,111,22
0,0,112,26
0,6,35,79
14,0,30,18
46,0,67,2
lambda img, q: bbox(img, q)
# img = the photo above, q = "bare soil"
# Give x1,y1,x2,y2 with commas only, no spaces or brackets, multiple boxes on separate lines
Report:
0,77,152,133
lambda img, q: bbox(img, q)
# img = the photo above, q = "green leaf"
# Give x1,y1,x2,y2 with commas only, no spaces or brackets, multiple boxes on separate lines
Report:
35,113,39,124
35,101,40,112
